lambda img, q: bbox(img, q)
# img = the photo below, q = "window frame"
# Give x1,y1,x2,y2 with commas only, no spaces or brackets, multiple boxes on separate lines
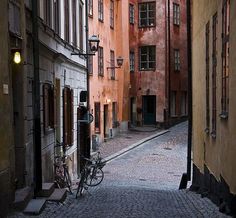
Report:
110,50,115,80
110,0,114,29
173,3,180,26
98,47,104,76
130,51,135,72
139,46,156,71
79,3,84,50
94,102,101,133
221,0,230,117
64,0,70,42
53,0,60,34
138,2,156,27
98,0,104,22
72,0,77,47
129,4,135,24
211,13,217,138
174,49,180,71
43,83,56,133
88,0,93,17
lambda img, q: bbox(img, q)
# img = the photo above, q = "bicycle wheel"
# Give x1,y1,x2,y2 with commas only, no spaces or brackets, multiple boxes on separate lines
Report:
86,167,104,186
76,170,86,198
64,168,72,193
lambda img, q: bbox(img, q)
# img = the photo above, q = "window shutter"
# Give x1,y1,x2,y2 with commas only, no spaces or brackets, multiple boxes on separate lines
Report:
53,86,57,128
43,84,49,131
69,89,74,145
63,88,69,145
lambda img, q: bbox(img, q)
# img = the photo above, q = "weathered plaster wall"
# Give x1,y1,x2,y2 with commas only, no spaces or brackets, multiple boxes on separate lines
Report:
0,0,15,216
192,0,236,194
89,0,130,143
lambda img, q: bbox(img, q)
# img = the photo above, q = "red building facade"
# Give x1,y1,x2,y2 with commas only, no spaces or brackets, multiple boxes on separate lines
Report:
129,0,188,127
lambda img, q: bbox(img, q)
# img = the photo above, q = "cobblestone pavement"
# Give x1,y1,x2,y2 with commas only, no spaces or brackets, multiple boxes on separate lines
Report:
98,128,161,158
8,122,230,218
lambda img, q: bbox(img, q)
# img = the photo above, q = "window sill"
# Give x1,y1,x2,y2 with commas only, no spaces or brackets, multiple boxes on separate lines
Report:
219,111,228,119
44,127,54,135
138,25,156,28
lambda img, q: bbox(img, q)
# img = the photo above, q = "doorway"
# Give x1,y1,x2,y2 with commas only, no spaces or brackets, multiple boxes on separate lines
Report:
142,95,156,125
104,105,109,138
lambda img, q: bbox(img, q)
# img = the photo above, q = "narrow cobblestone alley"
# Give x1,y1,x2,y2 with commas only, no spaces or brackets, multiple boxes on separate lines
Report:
8,123,229,218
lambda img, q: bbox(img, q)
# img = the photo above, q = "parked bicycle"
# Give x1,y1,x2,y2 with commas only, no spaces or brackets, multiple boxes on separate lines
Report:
54,141,72,194
76,152,106,198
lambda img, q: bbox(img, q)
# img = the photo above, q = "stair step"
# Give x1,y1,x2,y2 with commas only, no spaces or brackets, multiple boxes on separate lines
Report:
47,188,67,203
38,183,55,197
23,199,46,215
13,186,33,211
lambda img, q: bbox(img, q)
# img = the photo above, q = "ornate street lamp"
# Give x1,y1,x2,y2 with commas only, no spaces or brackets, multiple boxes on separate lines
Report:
107,56,124,69
71,35,100,57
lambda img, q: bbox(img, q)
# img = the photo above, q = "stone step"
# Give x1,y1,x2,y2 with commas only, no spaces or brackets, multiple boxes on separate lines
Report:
38,182,55,197
47,188,67,203
13,186,33,211
23,199,46,215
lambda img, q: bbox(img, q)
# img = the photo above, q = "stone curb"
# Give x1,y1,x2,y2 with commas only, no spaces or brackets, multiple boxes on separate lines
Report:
104,130,170,163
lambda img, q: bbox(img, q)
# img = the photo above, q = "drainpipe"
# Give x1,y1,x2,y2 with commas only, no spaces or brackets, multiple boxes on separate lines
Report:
167,0,171,127
186,0,192,181
32,0,42,194
85,0,91,158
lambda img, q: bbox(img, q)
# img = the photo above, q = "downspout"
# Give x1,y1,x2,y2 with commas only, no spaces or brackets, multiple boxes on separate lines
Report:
186,0,192,181
168,0,171,127
32,0,42,193
85,0,90,158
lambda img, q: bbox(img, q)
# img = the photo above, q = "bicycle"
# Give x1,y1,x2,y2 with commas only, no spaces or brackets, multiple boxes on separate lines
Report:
76,152,106,198
54,141,72,194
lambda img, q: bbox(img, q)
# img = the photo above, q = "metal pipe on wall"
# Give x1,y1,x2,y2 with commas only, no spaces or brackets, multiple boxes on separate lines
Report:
32,0,42,194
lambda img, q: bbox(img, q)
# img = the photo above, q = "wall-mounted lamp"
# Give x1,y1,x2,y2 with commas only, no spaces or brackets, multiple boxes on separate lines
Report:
71,35,100,57
12,49,22,64
107,56,124,70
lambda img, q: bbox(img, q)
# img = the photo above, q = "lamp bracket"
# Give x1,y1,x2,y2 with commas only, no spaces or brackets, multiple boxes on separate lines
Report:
71,52,96,57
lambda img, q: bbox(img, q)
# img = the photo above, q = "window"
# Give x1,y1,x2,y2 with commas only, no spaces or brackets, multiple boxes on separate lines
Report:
181,91,187,116
72,0,77,47
139,2,155,27
43,83,55,132
173,3,180,26
110,0,114,28
130,51,135,72
63,87,74,146
212,13,217,137
95,102,101,132
44,0,51,27
98,47,104,76
129,4,134,24
110,50,115,79
53,0,60,34
79,3,83,50
9,1,21,35
205,22,210,131
139,46,156,70
174,49,180,71
112,102,118,128
64,0,69,42
170,91,177,117
88,56,93,75
88,0,93,16
98,0,104,22
221,0,230,116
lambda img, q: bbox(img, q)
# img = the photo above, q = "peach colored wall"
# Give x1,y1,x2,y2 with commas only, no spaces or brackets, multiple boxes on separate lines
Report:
89,0,130,142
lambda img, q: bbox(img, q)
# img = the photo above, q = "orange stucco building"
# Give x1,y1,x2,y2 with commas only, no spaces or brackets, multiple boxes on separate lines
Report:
88,0,130,148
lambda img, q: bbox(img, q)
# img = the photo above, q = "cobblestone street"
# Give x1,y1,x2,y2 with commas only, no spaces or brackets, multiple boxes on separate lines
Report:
8,122,229,218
